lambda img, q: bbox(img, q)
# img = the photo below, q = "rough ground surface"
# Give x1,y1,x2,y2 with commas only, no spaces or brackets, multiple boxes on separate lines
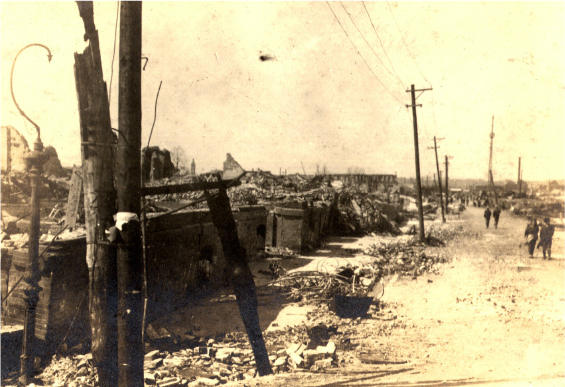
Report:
7,206,564,387
226,206,565,386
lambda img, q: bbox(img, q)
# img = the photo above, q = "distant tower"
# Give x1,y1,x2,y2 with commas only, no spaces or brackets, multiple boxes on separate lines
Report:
191,159,196,175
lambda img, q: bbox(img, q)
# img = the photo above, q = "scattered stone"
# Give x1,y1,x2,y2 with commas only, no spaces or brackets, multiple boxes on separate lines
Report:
314,358,333,369
159,377,181,387
145,373,157,385
288,353,304,368
145,350,161,360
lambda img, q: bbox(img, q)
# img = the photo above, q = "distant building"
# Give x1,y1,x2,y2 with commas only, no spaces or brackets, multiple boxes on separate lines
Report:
1,126,29,173
191,159,196,175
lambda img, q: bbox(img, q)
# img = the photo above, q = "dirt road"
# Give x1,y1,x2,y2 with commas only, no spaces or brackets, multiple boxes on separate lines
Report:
237,206,564,387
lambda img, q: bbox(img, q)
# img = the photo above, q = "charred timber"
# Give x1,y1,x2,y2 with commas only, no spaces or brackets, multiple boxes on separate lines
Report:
75,2,119,386
140,178,241,196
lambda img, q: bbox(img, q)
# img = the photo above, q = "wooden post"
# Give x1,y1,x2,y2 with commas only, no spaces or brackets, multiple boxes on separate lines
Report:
518,157,522,194
75,2,118,386
445,155,449,214
433,137,446,223
204,183,273,376
407,84,426,243
116,2,144,386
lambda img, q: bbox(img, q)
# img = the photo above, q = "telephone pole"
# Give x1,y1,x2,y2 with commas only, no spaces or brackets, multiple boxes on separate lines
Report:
406,84,432,243
444,155,451,213
517,157,521,195
488,115,498,204
116,2,144,387
428,137,445,223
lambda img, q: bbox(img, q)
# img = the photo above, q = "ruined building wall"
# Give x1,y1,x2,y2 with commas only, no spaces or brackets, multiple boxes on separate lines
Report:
1,206,268,350
265,204,333,253
1,126,30,173
328,174,397,192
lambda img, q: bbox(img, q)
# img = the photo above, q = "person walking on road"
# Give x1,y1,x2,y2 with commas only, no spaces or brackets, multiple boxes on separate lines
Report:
493,206,501,229
524,218,539,259
484,207,492,229
538,218,554,260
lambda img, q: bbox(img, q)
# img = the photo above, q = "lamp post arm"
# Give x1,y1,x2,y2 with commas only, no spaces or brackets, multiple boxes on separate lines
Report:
10,43,53,140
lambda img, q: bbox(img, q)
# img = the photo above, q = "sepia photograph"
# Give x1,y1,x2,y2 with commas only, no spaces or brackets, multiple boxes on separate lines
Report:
1,2,564,386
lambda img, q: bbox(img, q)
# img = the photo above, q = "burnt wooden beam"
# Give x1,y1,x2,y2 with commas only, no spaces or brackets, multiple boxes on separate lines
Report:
204,184,273,376
74,2,118,386
141,178,242,196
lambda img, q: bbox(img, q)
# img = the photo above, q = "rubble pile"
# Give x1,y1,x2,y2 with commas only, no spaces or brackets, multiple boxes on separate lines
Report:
37,353,97,387
510,199,564,219
334,188,402,236
1,171,69,203
35,323,340,387
364,241,449,278
270,266,380,302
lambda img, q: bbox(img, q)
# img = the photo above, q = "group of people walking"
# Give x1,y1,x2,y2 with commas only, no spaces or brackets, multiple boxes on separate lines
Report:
524,217,554,259
483,206,501,229
482,205,554,259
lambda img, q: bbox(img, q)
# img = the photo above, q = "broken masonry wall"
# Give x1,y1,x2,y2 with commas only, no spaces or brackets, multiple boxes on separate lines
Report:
143,205,268,320
1,125,30,173
328,174,397,192
0,206,267,354
265,204,333,253
1,238,89,357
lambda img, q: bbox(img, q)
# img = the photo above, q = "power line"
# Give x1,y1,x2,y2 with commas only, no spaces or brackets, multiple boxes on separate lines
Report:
326,1,404,105
430,90,440,139
146,81,163,148
362,1,405,88
340,1,403,87
386,1,430,86
108,1,120,105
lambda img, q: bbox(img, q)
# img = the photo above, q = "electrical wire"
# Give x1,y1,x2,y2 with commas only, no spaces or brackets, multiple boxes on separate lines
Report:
430,90,440,139
386,1,430,86
362,1,405,88
326,1,404,105
146,81,163,148
340,1,403,87
108,1,120,105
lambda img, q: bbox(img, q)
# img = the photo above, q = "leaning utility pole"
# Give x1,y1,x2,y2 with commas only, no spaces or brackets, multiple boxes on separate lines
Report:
116,2,144,387
428,137,445,223
75,3,118,386
406,84,432,243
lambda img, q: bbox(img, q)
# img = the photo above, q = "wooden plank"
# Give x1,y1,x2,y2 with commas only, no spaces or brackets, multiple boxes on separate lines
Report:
140,178,241,196
65,167,82,229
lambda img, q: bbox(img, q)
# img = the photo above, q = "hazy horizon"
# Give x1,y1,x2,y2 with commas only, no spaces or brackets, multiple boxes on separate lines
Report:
2,2,564,181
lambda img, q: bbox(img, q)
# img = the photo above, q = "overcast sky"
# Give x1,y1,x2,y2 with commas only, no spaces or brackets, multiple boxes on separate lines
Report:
2,2,564,182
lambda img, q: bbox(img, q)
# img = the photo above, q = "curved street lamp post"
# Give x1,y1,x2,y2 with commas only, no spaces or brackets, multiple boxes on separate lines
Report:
11,43,52,385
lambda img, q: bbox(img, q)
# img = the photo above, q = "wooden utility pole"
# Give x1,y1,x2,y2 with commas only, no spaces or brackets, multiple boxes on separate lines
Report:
518,157,522,194
445,155,449,213
74,3,118,386
428,137,445,223
116,2,144,387
406,84,432,243
488,115,498,204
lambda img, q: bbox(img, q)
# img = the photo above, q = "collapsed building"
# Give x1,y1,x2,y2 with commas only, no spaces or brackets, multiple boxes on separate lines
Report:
2,143,456,382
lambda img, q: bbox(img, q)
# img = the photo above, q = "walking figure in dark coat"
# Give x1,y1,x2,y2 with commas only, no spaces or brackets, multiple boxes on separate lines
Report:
484,207,492,229
524,218,539,259
493,206,501,229
537,218,554,260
